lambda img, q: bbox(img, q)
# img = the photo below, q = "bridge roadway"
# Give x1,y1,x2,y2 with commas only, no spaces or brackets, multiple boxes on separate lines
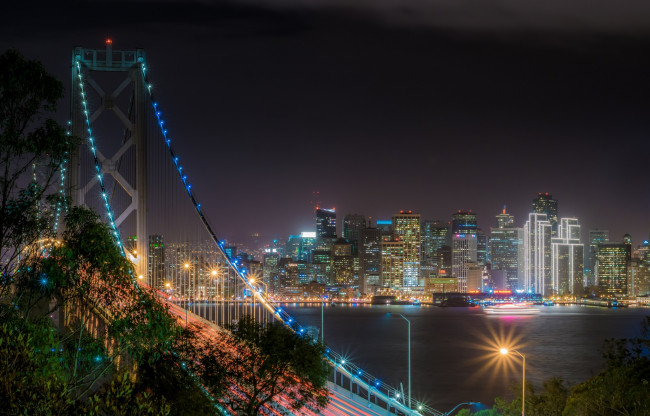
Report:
160,294,411,415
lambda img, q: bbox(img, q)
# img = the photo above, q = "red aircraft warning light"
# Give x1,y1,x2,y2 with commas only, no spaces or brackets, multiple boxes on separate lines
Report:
106,38,113,45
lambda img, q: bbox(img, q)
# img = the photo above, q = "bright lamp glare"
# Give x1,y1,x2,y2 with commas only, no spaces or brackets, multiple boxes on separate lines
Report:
500,348,509,355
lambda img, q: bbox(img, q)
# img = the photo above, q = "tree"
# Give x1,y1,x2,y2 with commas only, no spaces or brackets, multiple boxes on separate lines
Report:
203,315,330,415
563,317,650,416
0,49,72,308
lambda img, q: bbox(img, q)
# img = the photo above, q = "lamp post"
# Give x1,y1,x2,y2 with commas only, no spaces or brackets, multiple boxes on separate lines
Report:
500,348,526,416
444,401,479,416
184,263,190,326
398,314,411,411
321,296,325,343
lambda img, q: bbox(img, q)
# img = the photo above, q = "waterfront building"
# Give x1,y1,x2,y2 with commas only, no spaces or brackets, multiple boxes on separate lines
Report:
551,218,584,295
316,208,337,240
148,234,165,291
425,276,458,293
490,207,524,290
524,212,552,295
359,226,381,294
451,211,478,292
381,240,405,288
533,192,558,234
585,229,609,287
330,238,354,286
596,241,631,297
437,245,453,276
392,210,421,287
466,263,486,292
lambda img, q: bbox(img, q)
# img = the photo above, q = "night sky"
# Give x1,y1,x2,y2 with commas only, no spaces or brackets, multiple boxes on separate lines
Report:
3,0,650,245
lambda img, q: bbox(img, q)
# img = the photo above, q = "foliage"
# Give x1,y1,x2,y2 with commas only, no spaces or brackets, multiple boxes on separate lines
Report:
86,372,171,416
0,49,73,303
205,315,330,415
0,312,83,415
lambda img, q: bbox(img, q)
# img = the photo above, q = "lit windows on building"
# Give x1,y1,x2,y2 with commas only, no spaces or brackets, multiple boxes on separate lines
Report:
524,213,552,295
392,211,421,287
551,218,584,295
596,242,630,297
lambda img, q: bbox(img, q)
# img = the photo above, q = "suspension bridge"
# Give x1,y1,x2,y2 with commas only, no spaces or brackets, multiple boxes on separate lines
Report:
67,41,443,416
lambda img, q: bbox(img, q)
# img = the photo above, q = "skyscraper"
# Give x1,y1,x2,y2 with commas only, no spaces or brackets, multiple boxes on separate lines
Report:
524,213,552,295
148,234,165,291
533,192,558,234
285,235,301,260
421,220,449,267
452,211,478,292
392,210,421,287
359,226,381,294
298,231,316,262
496,206,514,228
376,220,393,240
551,218,584,295
330,238,354,286
596,241,631,297
585,229,609,287
381,240,405,288
490,207,524,290
343,214,366,255
316,208,337,240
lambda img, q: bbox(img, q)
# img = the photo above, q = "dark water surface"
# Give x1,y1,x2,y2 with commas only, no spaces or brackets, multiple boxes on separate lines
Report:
283,304,648,411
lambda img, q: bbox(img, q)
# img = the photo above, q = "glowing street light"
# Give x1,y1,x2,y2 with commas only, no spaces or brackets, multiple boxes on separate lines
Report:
500,348,526,416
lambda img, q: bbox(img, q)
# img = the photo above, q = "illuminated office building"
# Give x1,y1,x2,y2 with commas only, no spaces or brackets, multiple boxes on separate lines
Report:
533,192,558,234
299,231,316,262
551,218,584,295
148,234,165,291
451,211,478,292
392,210,421,287
316,208,337,240
585,229,609,287
381,240,405,288
490,207,524,290
596,241,631,296
310,249,331,284
263,248,280,291
359,226,381,293
285,235,301,260
421,220,449,268
496,206,514,228
477,229,488,265
331,238,354,286
524,213,552,295
343,214,366,255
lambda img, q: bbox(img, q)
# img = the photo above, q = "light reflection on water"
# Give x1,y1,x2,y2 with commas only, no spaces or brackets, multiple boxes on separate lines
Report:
283,304,648,411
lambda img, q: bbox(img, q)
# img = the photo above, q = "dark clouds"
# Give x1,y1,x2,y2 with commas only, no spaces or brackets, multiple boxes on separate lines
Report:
2,0,650,244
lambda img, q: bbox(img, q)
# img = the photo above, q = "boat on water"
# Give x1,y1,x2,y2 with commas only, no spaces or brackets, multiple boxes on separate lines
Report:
484,303,540,315
370,295,411,305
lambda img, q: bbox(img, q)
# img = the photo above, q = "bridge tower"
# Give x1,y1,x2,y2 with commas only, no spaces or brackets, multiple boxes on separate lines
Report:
69,41,148,278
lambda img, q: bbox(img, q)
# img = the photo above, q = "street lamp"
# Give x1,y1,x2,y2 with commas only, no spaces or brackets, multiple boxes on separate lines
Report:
321,296,326,343
444,401,479,416
389,313,411,410
500,348,526,416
